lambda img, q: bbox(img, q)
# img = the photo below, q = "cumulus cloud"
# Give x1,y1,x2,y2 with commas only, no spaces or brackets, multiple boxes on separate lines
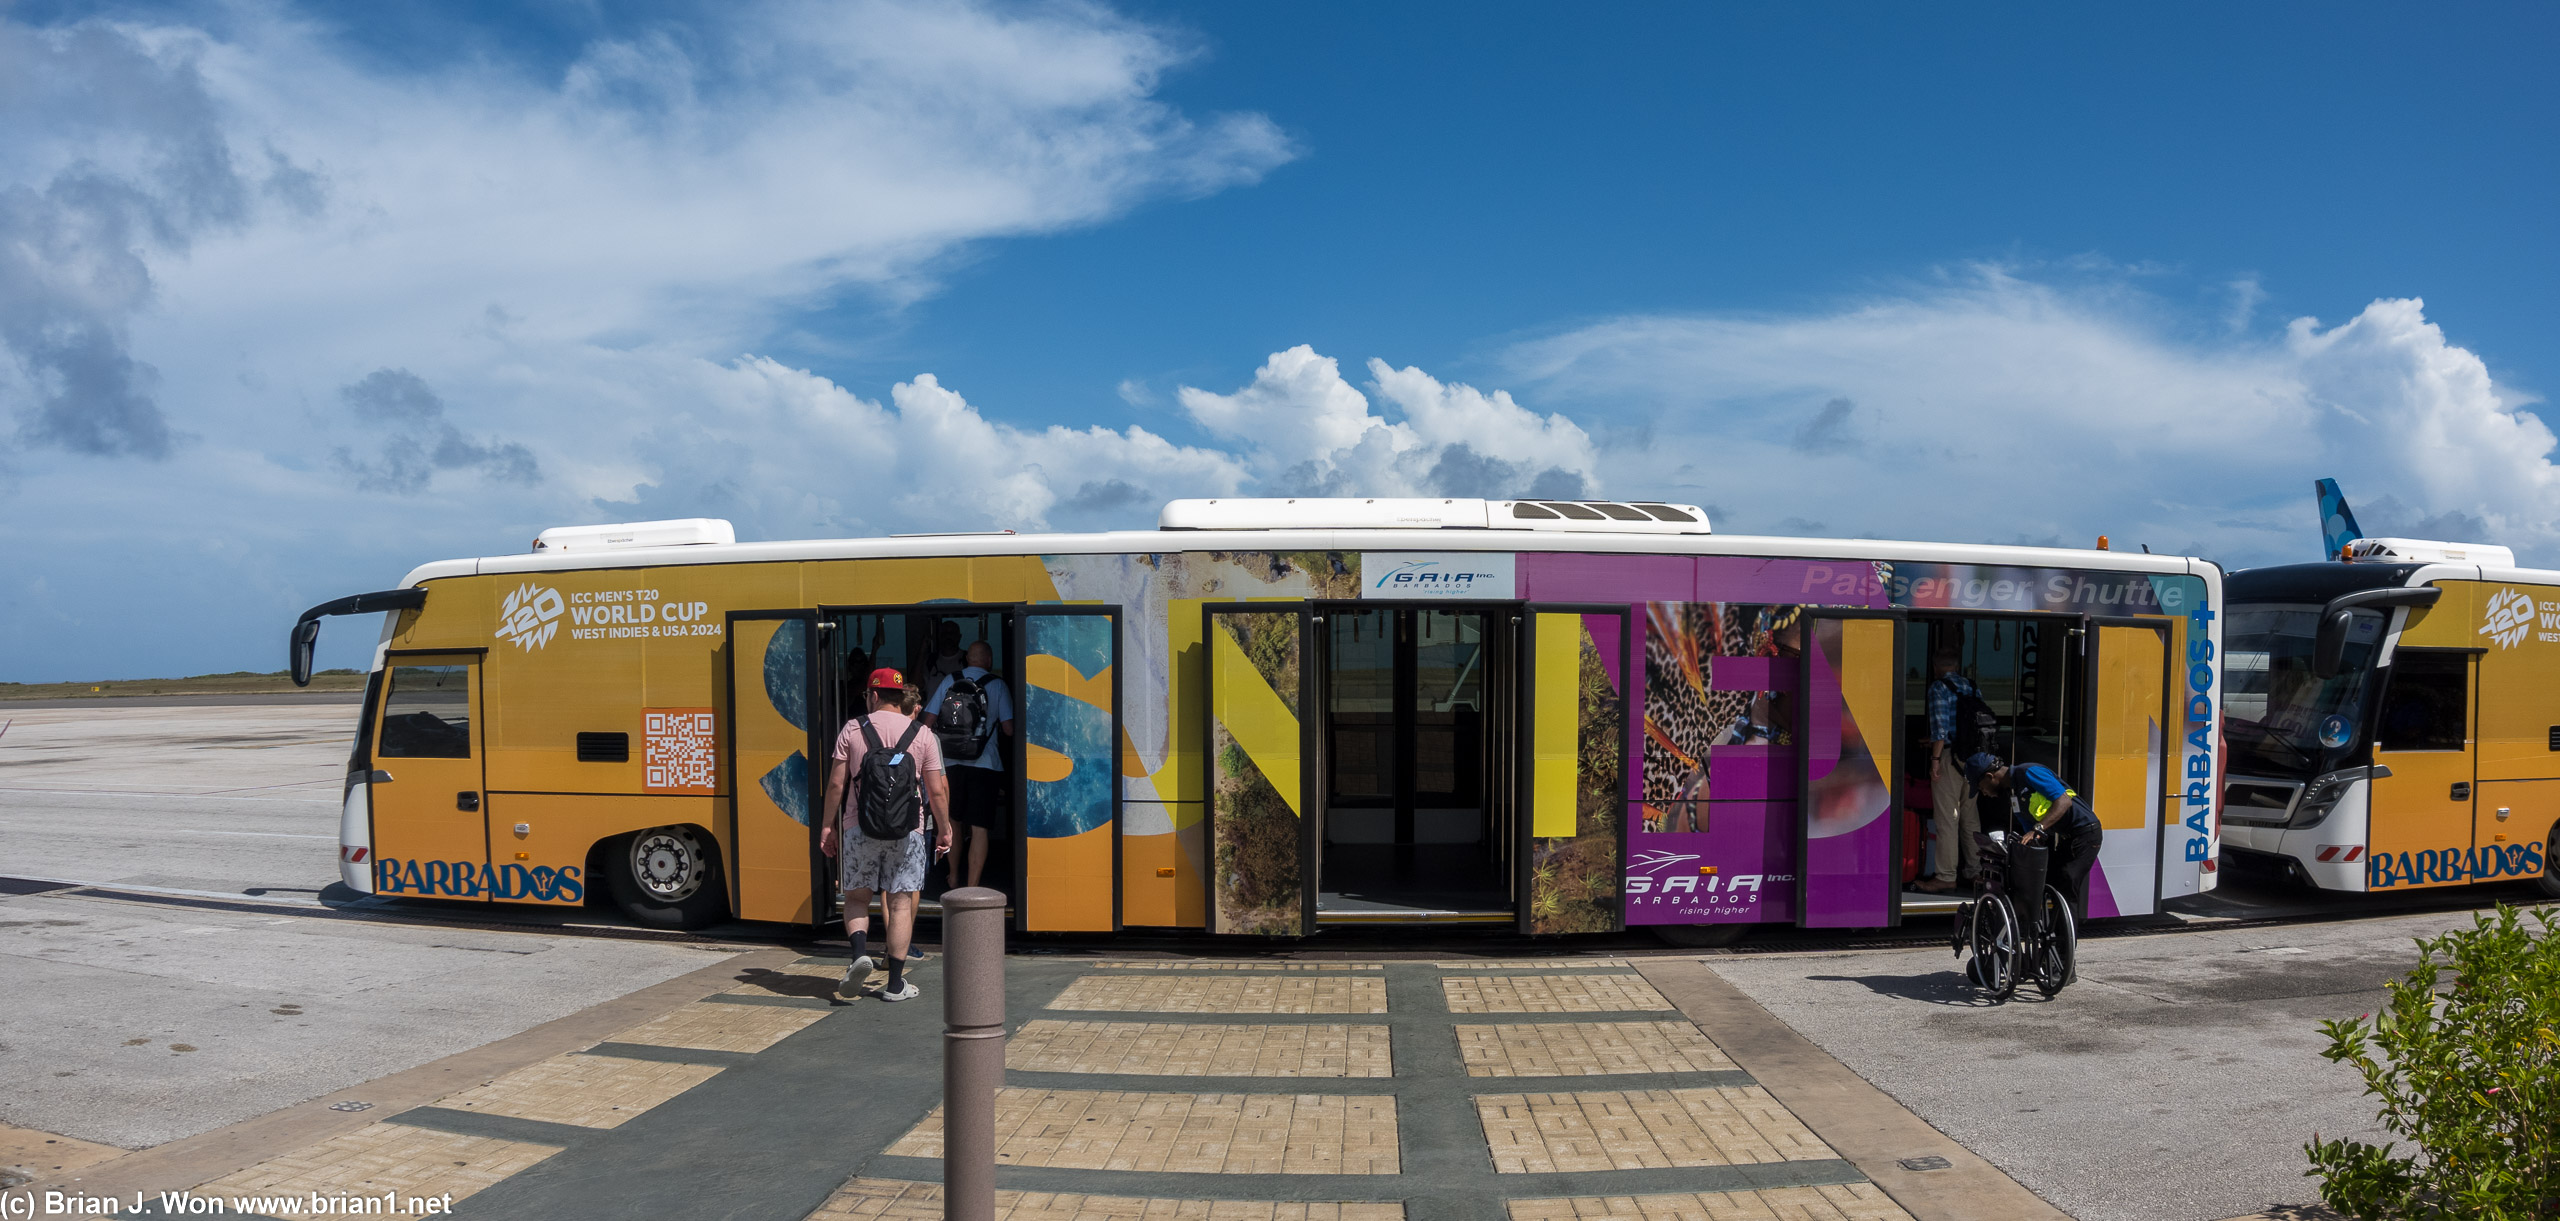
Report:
0,1,1293,474
1507,268,2558,567
333,368,538,494
1175,345,1596,500
584,358,1246,538
0,21,257,459
564,341,1602,544
0,0,1296,679
1790,397,1863,454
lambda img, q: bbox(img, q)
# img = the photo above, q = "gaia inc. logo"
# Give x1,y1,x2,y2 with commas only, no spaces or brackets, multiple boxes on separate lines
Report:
1375,560,1499,590
2480,586,2537,650
495,583,565,651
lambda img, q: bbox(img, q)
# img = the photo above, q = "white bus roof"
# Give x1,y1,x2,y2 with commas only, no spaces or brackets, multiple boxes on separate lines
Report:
1159,497,1711,533
400,502,2216,587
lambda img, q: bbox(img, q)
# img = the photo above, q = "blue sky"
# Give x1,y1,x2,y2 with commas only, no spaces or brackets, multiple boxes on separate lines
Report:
4,1,2556,679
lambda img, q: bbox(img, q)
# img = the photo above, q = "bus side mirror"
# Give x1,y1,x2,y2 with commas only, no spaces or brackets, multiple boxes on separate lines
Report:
2311,585,2442,679
290,618,322,687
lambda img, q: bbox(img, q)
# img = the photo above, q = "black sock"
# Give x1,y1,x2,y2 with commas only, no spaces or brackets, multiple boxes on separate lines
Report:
886,954,906,990
850,930,868,962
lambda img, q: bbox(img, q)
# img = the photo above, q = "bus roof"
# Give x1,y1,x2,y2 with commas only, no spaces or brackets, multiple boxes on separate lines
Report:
2229,559,2560,603
397,514,2217,588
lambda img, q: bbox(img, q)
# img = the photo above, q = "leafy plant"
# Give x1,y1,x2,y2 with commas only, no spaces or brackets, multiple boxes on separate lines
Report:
2305,904,2559,1219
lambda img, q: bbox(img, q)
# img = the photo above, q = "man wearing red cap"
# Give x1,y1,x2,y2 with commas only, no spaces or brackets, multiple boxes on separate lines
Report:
820,666,950,1001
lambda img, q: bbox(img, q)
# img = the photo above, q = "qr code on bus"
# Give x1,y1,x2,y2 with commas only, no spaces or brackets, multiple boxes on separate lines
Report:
644,709,717,793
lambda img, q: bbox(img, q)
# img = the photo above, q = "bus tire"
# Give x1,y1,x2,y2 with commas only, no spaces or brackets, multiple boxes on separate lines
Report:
2538,822,2560,901
1651,923,1750,949
608,826,727,930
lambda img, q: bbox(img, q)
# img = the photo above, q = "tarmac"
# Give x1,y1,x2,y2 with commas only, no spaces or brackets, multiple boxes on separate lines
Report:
1,699,2540,1219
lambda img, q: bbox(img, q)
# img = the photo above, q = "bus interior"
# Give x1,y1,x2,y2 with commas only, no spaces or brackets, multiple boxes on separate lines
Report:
822,606,1018,910
1900,613,2091,893
1317,604,1517,922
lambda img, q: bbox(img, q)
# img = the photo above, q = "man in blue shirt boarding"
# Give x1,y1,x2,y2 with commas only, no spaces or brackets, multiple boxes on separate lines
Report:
1964,753,2103,922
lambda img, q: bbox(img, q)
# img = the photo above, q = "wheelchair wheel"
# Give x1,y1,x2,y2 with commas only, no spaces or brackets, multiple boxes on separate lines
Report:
2034,886,2077,997
1967,892,2020,1000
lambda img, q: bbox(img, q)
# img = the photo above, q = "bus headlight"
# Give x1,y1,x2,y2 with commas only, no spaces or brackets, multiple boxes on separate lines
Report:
2290,769,2360,829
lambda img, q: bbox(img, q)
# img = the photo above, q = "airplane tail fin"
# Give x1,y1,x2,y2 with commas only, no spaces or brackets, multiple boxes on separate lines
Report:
2316,478,2364,561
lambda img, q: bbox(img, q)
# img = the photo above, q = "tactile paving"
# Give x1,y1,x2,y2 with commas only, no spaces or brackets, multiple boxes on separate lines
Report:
809,1177,1407,1219
1506,1183,1911,1220
1048,975,1388,1015
1441,974,1673,1013
610,1001,827,1052
436,1053,722,1128
887,1088,1400,1175
190,1122,561,1218
1475,1086,1836,1173
1083,961,1382,971
1455,1022,1735,1077
1009,1021,1392,1078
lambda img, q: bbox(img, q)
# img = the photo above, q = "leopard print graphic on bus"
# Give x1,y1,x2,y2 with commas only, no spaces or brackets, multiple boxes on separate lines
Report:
1641,602,1803,833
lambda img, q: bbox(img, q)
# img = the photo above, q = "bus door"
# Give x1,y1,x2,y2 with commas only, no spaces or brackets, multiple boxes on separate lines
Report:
369,652,490,900
725,612,826,924
1011,606,1124,933
2087,618,2172,915
1203,603,1317,935
1517,605,1632,935
1797,610,1903,927
2368,648,2479,889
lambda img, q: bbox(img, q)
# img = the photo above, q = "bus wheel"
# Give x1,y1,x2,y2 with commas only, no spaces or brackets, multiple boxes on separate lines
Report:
609,826,727,930
1651,923,1749,949
2538,823,2560,901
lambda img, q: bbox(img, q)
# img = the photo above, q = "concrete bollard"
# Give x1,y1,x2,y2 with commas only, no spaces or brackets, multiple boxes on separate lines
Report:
940,887,1007,1221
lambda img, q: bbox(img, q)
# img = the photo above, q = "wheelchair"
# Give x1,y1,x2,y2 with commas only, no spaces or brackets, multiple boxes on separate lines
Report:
1951,829,2077,1000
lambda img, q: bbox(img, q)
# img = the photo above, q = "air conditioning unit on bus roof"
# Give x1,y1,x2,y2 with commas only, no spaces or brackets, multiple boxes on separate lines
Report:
531,518,736,553
2344,537,2517,567
1157,497,1711,533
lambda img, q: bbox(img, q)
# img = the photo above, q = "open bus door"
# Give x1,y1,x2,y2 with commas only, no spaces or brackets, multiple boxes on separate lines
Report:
1203,603,1317,935
1517,605,1632,935
2088,617,2172,914
1798,610,1904,928
725,611,827,924
368,651,489,900
1012,606,1124,933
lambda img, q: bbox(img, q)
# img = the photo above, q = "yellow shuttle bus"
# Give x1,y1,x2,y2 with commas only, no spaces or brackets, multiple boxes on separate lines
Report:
2222,539,2560,897
293,498,2224,938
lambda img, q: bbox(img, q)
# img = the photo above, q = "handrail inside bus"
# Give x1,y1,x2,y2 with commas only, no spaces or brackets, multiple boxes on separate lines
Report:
290,587,430,686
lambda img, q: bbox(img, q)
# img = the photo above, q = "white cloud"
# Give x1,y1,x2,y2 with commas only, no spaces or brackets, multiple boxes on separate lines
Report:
2,0,1293,478
1507,268,2556,567
612,357,1249,537
0,0,1296,679
1175,345,1596,499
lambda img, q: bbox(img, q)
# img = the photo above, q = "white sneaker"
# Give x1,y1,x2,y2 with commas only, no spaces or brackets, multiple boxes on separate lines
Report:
877,980,920,1002
838,955,874,999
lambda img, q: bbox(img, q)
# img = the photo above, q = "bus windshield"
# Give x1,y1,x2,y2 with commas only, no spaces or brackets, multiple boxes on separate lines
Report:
2222,604,2384,777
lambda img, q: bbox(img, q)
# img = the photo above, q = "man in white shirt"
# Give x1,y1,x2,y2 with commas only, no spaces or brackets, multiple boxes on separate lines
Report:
926,642,1015,891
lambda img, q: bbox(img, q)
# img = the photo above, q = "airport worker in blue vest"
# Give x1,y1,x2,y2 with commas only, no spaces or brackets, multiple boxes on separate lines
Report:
1964,753,2103,921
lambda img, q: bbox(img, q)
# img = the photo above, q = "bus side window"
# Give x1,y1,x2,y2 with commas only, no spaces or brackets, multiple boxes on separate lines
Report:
2376,652,2467,752
379,665,472,758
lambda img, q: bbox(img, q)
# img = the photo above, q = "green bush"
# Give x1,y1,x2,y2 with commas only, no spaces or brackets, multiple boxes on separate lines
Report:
2305,904,2559,1219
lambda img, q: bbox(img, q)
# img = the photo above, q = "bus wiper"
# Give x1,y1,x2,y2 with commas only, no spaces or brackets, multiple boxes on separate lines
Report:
2226,716,2316,769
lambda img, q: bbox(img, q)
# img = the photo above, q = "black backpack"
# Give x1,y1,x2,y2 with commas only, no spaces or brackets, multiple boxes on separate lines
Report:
1938,677,2002,759
854,717,929,840
933,673,997,761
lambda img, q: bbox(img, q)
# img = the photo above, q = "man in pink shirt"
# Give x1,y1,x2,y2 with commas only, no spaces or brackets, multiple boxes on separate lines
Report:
820,667,950,1001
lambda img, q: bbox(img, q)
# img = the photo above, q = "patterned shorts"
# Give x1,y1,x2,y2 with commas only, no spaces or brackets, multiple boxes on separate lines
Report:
841,831,929,896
